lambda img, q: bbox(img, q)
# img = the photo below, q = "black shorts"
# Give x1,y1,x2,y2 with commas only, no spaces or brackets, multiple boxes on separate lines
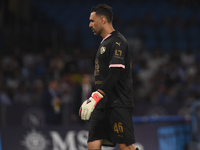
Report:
88,107,135,146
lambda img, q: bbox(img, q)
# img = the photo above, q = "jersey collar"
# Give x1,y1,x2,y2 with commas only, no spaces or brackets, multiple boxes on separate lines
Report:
101,33,112,44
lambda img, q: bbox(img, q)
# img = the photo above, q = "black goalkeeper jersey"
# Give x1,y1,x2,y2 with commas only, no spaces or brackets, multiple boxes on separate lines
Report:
94,30,134,108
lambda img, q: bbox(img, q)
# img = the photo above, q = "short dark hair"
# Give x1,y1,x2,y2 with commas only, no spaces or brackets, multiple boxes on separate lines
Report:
90,4,113,23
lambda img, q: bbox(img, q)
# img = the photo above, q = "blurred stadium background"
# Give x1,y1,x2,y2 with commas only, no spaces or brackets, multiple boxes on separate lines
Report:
0,0,200,150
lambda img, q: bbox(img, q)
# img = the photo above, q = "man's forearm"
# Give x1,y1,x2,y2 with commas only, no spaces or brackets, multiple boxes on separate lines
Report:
99,67,121,95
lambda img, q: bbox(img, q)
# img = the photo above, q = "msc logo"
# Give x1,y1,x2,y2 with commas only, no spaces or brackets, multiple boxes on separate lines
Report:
22,129,89,150
100,46,106,54
21,129,49,150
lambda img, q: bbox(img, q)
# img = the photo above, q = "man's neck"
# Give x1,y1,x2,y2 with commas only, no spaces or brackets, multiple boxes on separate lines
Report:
101,25,115,39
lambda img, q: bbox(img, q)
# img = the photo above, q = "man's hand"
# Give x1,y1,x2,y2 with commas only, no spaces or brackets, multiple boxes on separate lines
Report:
79,91,103,120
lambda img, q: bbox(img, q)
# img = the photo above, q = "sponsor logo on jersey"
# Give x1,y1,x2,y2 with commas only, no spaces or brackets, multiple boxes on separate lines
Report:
116,42,121,46
100,46,106,54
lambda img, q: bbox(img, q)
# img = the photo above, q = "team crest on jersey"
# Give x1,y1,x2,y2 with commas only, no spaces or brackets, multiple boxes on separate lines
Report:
100,46,106,54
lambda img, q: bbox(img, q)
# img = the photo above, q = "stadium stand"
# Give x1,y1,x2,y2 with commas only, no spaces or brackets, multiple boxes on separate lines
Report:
0,0,200,126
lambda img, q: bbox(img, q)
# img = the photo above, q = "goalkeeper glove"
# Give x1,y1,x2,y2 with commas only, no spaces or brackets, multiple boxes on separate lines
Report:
79,91,103,120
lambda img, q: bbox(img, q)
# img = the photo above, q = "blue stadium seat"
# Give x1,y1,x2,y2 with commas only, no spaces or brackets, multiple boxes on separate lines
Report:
163,5,177,19
158,26,171,39
30,0,198,51
187,26,200,40
151,1,168,22
144,37,157,50
196,9,200,22
160,38,173,51
179,7,193,21
190,40,200,50
123,27,140,38
175,38,188,51
142,26,156,39
173,27,186,39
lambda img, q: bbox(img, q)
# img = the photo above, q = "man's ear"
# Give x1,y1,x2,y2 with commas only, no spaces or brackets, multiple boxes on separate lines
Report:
100,16,107,25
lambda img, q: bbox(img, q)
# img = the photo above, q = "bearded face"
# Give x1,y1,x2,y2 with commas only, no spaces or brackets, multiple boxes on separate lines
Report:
89,12,103,36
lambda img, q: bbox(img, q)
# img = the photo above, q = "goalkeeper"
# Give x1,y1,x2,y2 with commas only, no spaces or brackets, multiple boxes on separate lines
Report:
79,4,138,150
